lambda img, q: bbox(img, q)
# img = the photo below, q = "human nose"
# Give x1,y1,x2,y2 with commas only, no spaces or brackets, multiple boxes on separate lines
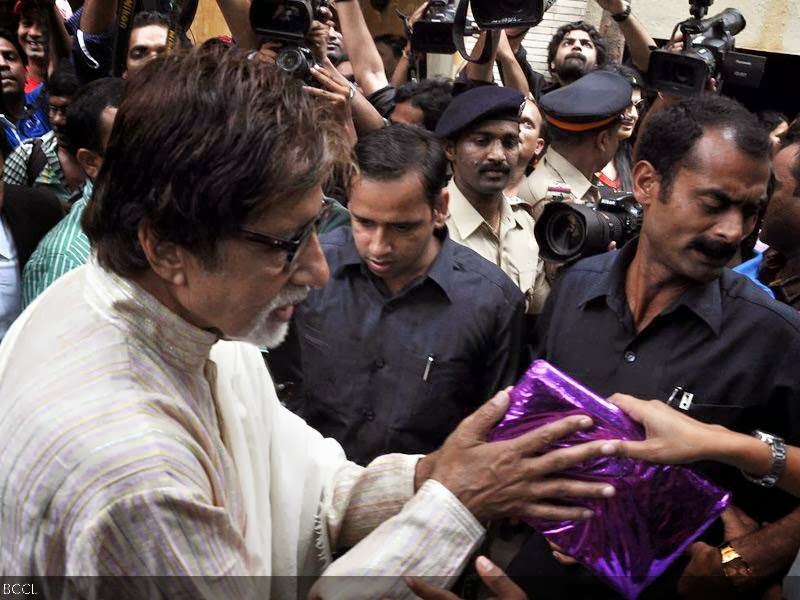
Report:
290,231,329,289
713,210,747,243
368,227,392,257
487,139,506,162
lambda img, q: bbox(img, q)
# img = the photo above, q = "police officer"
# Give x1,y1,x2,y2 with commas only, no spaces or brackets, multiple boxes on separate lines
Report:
519,70,632,220
436,85,549,314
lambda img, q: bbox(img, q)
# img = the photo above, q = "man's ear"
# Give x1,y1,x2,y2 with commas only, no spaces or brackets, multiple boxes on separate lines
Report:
137,219,189,287
534,136,545,158
595,128,613,155
443,140,456,163
632,160,661,208
76,148,102,179
433,188,449,228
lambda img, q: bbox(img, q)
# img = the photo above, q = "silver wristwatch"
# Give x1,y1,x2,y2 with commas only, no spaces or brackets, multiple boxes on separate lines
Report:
742,430,787,487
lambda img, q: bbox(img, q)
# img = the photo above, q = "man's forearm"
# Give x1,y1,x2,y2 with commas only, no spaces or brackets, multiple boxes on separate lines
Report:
216,0,260,49
733,505,800,578
79,0,118,34
334,0,388,96
496,48,529,96
617,13,656,72
598,0,656,72
464,32,498,83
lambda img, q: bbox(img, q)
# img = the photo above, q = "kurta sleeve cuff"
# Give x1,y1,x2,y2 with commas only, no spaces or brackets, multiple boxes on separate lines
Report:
313,479,485,599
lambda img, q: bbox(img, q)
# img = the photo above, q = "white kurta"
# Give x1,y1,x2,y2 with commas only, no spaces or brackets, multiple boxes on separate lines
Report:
0,260,484,599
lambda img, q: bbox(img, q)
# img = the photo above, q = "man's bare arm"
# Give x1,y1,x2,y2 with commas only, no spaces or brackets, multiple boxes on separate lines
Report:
495,31,529,96
594,0,656,72
78,0,117,33
732,506,800,578
334,0,388,96
216,0,260,49
463,31,499,84
47,2,72,74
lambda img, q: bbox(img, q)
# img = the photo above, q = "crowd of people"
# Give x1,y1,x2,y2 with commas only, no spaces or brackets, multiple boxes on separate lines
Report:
0,0,799,598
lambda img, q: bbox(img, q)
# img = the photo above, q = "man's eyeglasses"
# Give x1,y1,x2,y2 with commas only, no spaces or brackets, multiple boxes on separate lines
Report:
236,198,332,271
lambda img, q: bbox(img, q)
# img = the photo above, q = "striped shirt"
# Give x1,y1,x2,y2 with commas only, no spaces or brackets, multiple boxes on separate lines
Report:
0,261,484,599
20,180,93,308
2,131,81,204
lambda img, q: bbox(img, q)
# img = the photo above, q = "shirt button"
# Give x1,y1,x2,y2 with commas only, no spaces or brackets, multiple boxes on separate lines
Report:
624,351,637,363
364,409,375,421
374,359,385,369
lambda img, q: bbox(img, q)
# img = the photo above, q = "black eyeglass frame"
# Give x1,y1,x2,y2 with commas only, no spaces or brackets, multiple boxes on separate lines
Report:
236,198,332,270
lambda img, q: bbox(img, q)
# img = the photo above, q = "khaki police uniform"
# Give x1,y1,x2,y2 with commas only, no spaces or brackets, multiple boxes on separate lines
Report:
446,180,549,314
519,147,601,221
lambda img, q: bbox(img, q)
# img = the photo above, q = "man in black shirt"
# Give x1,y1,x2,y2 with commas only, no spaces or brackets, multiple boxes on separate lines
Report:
274,125,525,466
510,95,800,598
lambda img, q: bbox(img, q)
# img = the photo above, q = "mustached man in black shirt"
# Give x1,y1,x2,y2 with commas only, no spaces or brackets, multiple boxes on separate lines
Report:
509,95,800,598
271,124,525,466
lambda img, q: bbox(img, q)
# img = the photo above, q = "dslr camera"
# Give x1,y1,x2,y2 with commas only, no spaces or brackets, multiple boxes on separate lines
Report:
647,0,765,96
534,194,643,263
250,0,330,80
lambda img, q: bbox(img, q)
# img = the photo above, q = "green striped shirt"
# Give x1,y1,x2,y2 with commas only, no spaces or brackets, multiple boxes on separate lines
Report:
21,180,93,308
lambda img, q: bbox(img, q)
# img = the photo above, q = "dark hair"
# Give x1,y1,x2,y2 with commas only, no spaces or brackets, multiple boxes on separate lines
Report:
130,11,191,48
62,77,125,156
394,78,453,131
354,124,449,207
546,21,606,73
604,63,644,90
634,94,771,198
374,34,406,59
83,47,352,277
782,116,800,148
785,141,800,198
756,110,788,133
132,10,170,31
0,27,27,66
47,60,80,98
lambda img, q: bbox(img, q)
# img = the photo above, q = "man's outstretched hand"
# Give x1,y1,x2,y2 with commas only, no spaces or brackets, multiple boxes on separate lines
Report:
416,389,619,523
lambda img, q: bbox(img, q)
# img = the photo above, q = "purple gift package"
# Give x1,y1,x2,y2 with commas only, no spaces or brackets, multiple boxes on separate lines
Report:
489,360,730,599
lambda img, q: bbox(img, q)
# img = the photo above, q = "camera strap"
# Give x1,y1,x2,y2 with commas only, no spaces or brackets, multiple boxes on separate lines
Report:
111,0,198,76
452,0,495,63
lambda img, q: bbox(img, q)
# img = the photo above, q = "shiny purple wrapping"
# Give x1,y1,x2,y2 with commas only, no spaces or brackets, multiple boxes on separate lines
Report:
489,360,729,599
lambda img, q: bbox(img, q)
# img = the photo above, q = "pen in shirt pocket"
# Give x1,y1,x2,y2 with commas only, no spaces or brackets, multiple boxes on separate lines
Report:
422,354,435,381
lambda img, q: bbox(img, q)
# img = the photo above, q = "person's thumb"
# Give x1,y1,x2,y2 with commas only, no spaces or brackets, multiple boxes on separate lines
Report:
475,556,527,600
458,389,511,441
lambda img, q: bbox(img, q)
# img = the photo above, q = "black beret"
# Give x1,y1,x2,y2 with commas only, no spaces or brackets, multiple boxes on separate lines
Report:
540,70,632,132
435,85,525,139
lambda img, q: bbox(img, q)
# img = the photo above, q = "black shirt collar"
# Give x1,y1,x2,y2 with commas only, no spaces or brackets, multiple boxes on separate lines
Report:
576,239,723,336
335,226,455,302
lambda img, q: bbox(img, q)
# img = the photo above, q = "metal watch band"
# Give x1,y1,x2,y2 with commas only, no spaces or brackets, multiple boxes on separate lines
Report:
742,430,787,487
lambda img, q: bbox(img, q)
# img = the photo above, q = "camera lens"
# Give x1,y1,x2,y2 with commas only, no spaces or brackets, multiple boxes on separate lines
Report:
277,47,303,72
546,210,585,259
535,200,637,262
